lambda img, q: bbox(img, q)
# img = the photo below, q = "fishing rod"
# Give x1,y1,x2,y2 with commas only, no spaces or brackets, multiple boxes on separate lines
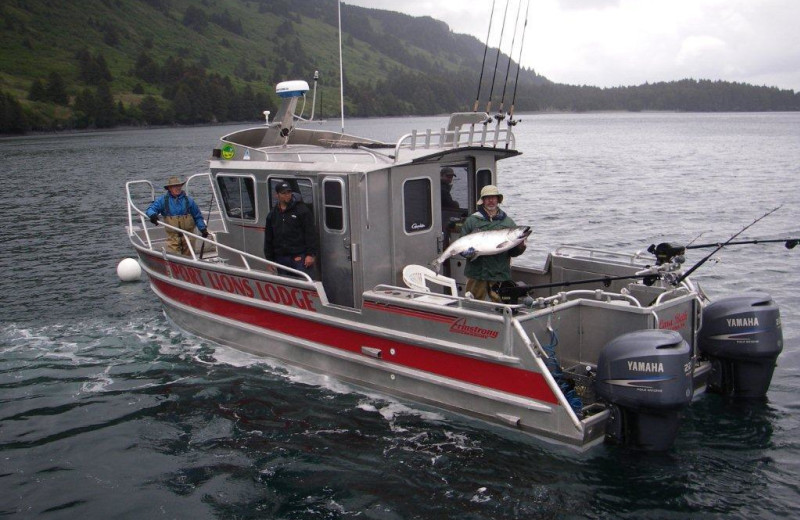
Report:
485,0,511,114
473,0,496,112
674,206,783,284
496,0,524,121
646,235,798,266
507,0,530,127
501,207,789,302
686,238,799,250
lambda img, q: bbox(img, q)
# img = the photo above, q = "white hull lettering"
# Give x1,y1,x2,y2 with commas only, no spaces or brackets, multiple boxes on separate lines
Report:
627,360,665,373
726,316,759,328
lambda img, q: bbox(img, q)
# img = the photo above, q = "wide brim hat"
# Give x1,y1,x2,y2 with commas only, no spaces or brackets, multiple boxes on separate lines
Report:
164,175,186,189
476,184,503,205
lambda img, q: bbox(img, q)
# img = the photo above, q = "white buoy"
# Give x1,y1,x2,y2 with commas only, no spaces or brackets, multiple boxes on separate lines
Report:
117,257,142,282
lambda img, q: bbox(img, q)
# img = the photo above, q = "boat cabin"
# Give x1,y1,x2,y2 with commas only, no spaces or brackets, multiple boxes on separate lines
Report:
204,82,518,308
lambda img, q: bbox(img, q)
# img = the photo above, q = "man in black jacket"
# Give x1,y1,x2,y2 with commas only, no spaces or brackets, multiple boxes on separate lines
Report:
263,181,318,277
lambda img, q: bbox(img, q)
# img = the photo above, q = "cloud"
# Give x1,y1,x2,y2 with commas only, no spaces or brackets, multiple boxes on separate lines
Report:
676,35,728,71
558,0,620,10
343,0,800,91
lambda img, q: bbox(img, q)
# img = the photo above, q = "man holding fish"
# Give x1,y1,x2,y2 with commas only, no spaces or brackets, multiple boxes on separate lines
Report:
429,185,528,302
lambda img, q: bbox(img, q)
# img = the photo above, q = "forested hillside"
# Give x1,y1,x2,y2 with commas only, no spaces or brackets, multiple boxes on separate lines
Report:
0,0,797,134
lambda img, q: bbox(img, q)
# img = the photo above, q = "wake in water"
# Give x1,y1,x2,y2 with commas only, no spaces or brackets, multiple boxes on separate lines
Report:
0,315,482,449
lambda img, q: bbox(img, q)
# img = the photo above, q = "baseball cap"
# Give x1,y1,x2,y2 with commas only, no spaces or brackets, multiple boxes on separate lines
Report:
276,182,292,193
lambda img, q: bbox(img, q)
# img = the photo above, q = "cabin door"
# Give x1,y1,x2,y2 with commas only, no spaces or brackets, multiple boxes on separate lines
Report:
390,169,441,278
319,176,354,307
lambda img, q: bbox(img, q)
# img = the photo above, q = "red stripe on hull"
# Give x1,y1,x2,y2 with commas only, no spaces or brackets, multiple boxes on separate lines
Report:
152,278,558,404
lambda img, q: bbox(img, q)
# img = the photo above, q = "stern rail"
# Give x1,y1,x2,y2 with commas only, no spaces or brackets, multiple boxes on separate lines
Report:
394,123,515,161
553,246,651,266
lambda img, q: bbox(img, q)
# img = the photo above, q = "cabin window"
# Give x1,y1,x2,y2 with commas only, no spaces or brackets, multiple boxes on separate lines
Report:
403,178,432,233
267,178,314,218
476,168,493,201
322,178,345,232
217,175,256,220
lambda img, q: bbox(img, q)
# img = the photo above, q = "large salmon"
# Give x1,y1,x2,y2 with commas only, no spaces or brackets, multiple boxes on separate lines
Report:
431,226,531,272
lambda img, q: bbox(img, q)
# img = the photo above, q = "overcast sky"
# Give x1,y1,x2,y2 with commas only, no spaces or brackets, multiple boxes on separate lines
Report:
344,0,800,92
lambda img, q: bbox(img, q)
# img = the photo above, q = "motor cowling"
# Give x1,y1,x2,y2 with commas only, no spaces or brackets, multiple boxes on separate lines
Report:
595,330,693,451
699,292,783,398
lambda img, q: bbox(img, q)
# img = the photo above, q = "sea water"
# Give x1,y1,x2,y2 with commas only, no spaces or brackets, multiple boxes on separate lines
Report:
1,113,799,518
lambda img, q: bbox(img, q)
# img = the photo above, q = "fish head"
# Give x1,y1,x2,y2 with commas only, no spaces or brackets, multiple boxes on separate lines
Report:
515,226,532,239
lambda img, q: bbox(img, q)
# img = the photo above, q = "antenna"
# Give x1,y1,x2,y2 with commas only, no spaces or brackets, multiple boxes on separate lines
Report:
338,0,345,133
311,70,319,121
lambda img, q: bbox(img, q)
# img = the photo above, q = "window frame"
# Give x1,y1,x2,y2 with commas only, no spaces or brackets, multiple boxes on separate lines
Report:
216,174,258,222
402,176,433,235
322,177,346,234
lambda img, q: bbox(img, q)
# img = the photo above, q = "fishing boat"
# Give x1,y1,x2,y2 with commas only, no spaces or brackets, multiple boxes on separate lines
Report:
124,79,785,451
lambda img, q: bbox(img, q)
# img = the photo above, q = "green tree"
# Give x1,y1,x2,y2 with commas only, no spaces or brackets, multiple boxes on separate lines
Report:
0,91,29,133
139,95,164,125
45,71,69,105
103,23,120,46
72,88,96,128
28,79,47,102
133,51,161,83
94,82,117,128
182,5,208,32
76,49,113,84
172,85,193,123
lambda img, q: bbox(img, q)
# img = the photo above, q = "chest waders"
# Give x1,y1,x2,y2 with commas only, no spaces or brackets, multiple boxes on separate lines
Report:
162,195,196,255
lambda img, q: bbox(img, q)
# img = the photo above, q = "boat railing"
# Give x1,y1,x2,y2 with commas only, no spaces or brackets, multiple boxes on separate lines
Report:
125,178,312,282
262,149,385,164
553,246,648,266
393,123,515,161
528,289,643,309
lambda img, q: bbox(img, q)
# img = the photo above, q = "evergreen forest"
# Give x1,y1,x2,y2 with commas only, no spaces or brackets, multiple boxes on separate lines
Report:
1,0,798,134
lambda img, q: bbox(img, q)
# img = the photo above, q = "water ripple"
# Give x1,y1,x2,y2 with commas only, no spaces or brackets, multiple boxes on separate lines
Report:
2,114,800,518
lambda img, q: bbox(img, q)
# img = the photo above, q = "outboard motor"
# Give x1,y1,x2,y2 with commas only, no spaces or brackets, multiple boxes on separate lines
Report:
698,292,782,398
595,330,692,451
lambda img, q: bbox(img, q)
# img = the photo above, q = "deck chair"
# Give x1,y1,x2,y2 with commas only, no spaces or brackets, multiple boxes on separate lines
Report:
402,265,458,297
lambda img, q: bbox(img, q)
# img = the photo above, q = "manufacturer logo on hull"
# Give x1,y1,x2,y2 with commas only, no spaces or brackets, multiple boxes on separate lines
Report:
449,318,498,339
659,311,688,331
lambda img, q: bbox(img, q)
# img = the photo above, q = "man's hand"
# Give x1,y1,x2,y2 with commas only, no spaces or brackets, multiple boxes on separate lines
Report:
149,214,159,225
460,247,476,259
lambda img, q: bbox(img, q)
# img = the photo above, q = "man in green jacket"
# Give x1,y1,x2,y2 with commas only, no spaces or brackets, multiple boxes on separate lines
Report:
459,185,526,301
